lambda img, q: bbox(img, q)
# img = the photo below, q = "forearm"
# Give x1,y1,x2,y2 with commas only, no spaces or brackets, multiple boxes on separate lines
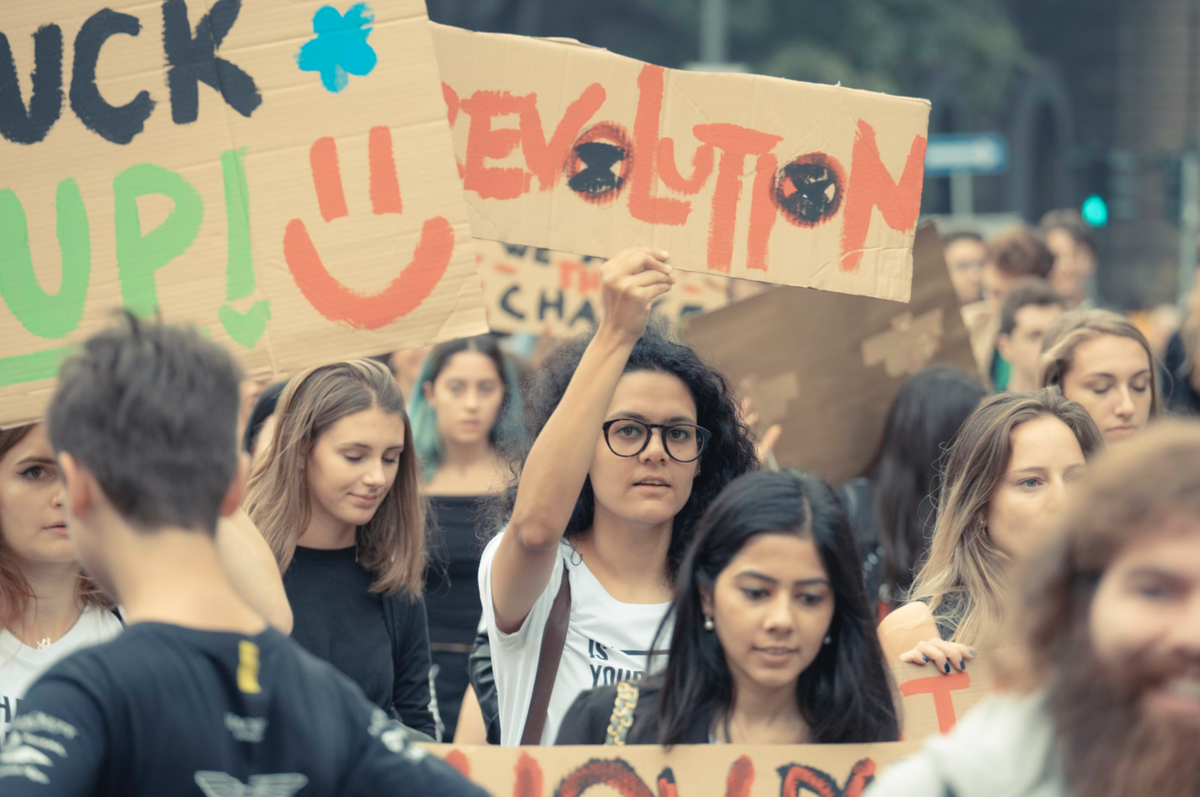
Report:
215,509,294,634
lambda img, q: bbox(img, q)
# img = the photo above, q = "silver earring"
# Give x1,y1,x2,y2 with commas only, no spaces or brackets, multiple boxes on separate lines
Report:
823,635,832,645
704,617,714,631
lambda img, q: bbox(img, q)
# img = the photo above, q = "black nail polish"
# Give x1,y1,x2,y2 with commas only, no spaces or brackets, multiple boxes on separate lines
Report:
960,659,966,670
969,649,976,657
944,662,951,673
922,655,929,662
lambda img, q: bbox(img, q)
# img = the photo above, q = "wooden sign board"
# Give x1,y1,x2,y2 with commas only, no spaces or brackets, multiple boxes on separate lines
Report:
0,0,486,427
686,223,979,486
431,24,930,302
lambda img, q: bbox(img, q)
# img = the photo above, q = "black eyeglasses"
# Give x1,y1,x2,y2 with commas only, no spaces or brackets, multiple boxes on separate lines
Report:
601,419,711,463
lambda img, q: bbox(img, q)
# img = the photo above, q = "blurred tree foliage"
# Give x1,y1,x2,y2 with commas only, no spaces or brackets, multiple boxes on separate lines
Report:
641,0,1029,111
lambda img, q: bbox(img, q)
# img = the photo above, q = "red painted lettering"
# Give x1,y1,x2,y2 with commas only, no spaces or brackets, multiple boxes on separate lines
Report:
460,90,528,200
657,138,715,195
839,121,926,273
521,83,606,190
628,65,690,226
779,759,876,797
557,759,656,797
724,756,754,797
514,751,543,797
444,749,470,778
899,672,971,734
692,123,782,273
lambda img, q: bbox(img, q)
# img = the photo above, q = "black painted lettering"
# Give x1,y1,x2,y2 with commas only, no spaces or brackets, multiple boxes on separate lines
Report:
499,285,526,320
69,10,154,145
502,243,528,258
0,25,63,144
538,289,565,321
534,247,551,264
162,0,261,124
569,300,597,327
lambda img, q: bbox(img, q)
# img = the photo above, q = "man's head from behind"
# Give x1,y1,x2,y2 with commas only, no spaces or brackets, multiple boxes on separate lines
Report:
996,279,1066,392
1017,422,1200,796
982,228,1054,315
47,315,244,589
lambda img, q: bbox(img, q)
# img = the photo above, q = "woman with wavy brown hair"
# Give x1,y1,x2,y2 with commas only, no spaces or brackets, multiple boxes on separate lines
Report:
244,359,437,738
876,388,1103,674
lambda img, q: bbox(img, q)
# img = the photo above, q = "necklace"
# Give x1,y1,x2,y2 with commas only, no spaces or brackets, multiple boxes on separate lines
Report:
36,637,51,650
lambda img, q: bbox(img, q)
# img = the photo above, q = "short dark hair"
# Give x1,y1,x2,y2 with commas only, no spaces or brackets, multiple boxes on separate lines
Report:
47,314,242,534
941,231,984,248
999,278,1066,336
987,228,1054,280
1039,208,1096,256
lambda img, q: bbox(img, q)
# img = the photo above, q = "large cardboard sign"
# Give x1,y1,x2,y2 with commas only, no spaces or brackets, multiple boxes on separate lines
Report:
418,659,995,797
477,240,730,336
431,24,930,303
0,0,487,427
686,223,978,486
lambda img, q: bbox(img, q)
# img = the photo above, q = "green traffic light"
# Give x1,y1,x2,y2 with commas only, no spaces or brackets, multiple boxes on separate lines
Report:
1082,194,1109,227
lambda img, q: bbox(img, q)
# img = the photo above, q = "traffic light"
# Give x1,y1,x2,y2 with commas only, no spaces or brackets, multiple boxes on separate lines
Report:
1081,194,1108,227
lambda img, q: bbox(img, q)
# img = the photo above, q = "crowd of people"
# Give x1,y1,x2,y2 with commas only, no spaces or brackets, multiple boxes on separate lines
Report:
0,217,1198,795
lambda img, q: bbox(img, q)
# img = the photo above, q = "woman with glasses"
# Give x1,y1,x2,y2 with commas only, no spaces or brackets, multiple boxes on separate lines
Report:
479,248,760,745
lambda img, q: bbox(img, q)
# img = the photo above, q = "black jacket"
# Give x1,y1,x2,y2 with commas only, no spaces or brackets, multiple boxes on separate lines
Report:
554,680,712,746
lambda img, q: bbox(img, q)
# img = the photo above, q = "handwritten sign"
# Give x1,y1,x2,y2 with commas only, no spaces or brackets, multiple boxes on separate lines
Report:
477,239,730,336
0,0,487,428
431,24,930,302
687,223,979,486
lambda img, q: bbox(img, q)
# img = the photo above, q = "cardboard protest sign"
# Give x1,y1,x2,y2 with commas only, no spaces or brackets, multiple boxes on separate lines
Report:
418,656,997,795
893,658,995,741
686,223,978,486
431,24,930,302
0,0,487,428
422,741,921,797
476,239,730,336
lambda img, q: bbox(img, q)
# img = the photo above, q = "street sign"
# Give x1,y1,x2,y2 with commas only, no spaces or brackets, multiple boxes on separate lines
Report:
924,133,1009,176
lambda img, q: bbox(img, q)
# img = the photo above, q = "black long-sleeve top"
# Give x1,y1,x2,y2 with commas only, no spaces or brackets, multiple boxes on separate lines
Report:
284,545,437,738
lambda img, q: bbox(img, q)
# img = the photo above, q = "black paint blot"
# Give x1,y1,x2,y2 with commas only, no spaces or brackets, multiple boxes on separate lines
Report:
774,153,844,227
163,0,262,125
0,25,63,145
70,10,155,145
568,141,627,198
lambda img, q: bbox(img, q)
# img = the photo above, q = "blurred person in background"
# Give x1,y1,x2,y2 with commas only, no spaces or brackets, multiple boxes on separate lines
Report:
0,423,293,742
997,279,1067,394
1040,209,1101,311
877,390,1102,673
840,366,985,619
245,360,438,739
1162,286,1200,415
1040,309,1161,445
372,347,435,403
942,231,987,306
407,334,523,742
962,229,1054,391
241,381,287,466
866,422,1200,797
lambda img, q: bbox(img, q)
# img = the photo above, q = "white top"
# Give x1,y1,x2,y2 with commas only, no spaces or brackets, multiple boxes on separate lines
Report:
479,532,672,746
0,605,124,740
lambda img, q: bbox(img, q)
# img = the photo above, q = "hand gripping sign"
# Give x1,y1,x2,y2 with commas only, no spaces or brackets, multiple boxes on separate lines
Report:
0,0,486,427
431,24,931,304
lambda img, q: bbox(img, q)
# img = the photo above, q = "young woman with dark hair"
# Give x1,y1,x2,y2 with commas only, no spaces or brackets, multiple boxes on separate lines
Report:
406,334,523,741
840,366,985,616
555,469,899,746
480,248,760,745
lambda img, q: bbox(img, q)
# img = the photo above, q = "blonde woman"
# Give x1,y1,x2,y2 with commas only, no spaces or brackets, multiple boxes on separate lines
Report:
245,360,436,737
1039,308,1161,444
877,389,1102,673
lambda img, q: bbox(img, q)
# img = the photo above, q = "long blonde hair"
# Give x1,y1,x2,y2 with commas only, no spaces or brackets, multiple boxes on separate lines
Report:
1039,308,1162,418
244,360,425,597
908,389,1102,646
0,425,113,632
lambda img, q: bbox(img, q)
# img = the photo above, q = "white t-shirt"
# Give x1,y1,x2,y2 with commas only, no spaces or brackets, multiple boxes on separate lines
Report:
479,533,672,746
0,605,124,740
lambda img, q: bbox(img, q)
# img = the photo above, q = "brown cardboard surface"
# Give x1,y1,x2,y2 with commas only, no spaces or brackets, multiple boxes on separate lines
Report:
476,239,729,336
0,0,487,428
422,740,921,797
893,658,995,741
431,23,930,303
685,223,978,486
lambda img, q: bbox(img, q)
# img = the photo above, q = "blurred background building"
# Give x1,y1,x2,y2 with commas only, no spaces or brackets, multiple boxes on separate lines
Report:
427,0,1200,311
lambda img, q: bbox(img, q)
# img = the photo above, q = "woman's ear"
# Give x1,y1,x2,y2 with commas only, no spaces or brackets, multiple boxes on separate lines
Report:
700,584,715,618
422,380,436,406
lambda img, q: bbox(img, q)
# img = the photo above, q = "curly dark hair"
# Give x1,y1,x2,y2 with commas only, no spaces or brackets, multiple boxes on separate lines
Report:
488,321,760,579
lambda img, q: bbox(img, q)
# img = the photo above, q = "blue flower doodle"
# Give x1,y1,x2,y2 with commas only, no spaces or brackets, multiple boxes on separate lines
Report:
297,4,377,93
